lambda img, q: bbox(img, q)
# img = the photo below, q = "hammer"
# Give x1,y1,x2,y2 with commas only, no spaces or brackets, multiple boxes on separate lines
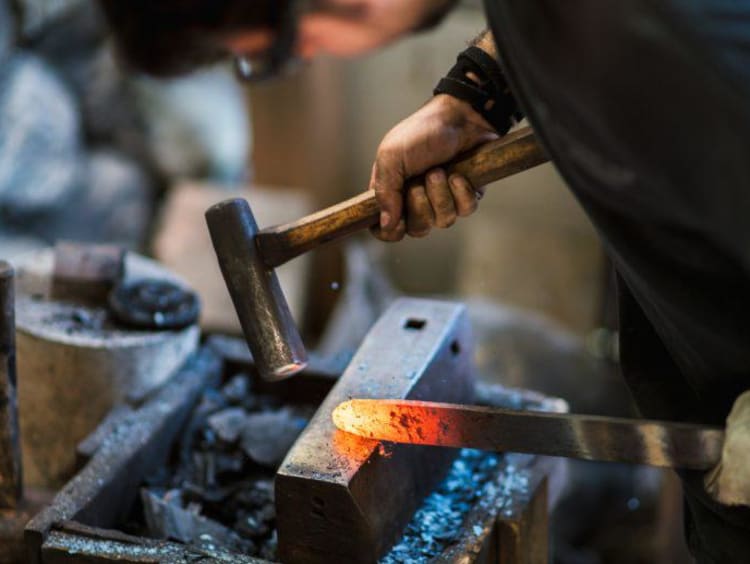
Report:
206,127,546,381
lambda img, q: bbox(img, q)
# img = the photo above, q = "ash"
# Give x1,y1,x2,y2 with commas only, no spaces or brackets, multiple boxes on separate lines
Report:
134,373,313,560
382,449,502,563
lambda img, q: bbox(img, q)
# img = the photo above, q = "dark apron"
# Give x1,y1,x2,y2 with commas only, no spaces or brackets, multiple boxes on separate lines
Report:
482,0,750,560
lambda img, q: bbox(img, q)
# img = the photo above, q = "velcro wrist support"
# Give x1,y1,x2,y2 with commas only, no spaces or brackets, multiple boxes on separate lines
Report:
433,46,522,135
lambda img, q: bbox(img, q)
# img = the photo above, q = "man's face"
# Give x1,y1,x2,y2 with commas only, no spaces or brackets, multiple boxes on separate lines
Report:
225,0,455,63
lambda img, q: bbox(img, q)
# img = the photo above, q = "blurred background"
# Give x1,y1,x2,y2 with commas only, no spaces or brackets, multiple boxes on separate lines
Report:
0,1,692,562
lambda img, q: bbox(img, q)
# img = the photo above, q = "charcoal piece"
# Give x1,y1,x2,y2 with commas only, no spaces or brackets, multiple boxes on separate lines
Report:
243,393,282,413
234,512,271,540
183,482,232,505
177,388,227,471
259,530,279,560
235,479,274,509
141,488,255,554
0,53,83,219
206,408,246,443
190,451,217,489
214,451,244,475
222,374,249,404
240,409,306,468
255,502,276,525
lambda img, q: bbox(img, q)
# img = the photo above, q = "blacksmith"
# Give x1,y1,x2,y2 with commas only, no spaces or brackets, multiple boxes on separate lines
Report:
99,2,750,561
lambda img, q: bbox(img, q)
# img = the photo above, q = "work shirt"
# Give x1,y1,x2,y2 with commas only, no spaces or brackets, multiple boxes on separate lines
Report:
482,0,750,561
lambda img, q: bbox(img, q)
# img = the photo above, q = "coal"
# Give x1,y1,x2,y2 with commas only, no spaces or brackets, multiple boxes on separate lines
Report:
382,450,504,563
141,488,255,554
239,409,306,468
207,408,246,444
222,374,249,404
136,376,314,559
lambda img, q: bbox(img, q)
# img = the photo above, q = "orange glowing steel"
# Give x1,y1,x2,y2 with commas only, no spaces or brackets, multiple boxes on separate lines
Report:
332,399,469,448
332,399,726,470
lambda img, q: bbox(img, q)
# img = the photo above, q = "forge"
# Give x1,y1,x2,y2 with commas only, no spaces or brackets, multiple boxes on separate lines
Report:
22,298,566,564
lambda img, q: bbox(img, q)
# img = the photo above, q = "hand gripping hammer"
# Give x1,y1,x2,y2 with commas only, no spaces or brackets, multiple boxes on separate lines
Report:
205,128,546,381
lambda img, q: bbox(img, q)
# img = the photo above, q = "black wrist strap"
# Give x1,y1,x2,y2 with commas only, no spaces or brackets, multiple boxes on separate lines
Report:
433,46,522,135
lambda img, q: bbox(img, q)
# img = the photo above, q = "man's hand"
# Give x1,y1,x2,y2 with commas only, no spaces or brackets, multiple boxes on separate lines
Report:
705,390,750,506
369,94,499,242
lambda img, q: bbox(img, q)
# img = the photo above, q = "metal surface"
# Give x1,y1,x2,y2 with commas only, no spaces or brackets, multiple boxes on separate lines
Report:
205,199,307,381
0,261,21,509
333,400,724,470
276,298,476,564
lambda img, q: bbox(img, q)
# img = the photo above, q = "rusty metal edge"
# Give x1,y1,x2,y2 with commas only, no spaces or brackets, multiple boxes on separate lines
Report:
41,521,266,564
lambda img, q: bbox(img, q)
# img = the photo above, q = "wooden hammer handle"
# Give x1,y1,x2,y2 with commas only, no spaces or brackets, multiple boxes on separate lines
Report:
256,127,547,268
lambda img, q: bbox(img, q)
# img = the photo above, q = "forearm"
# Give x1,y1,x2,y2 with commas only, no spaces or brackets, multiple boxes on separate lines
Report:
471,29,499,60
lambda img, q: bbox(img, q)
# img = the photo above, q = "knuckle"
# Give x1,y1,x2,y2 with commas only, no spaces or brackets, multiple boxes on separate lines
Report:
435,199,455,216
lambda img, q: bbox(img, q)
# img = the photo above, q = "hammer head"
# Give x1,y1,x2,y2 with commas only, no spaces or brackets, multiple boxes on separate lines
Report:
206,198,307,381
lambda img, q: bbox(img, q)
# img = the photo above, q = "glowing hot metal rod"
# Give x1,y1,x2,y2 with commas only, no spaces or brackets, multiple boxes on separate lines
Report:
332,399,725,470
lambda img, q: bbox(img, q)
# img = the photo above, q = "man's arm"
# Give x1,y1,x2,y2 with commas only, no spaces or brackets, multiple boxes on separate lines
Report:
369,30,512,241
473,29,499,57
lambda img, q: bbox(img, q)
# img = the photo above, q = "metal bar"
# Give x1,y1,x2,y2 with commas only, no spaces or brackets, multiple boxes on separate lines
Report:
0,261,21,509
333,400,724,469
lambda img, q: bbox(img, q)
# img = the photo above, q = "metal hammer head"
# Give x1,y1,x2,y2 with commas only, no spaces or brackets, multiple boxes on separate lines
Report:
206,199,307,381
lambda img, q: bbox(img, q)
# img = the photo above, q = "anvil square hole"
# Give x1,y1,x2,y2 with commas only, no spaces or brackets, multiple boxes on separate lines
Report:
404,318,427,331
450,340,461,356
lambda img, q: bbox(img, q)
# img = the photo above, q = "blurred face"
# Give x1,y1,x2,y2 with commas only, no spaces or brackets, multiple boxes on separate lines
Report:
225,0,456,63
